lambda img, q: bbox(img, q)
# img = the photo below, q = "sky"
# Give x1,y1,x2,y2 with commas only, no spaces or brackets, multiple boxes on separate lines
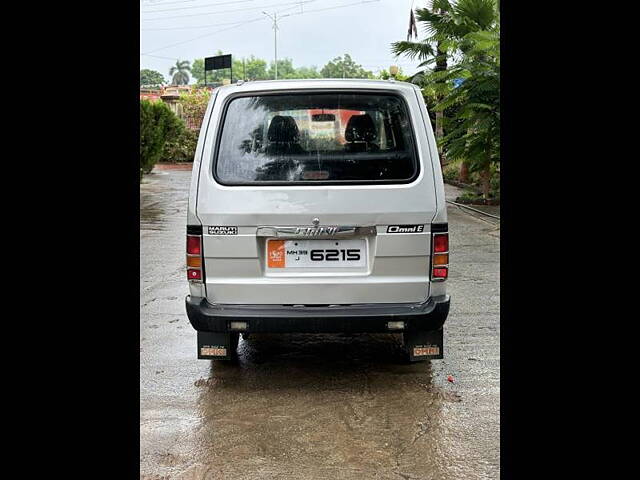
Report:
140,0,425,82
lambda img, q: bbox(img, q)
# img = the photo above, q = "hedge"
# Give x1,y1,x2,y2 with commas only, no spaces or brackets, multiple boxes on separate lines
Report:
140,100,185,178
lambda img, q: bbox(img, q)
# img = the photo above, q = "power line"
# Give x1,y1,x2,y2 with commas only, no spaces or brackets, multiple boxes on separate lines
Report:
142,1,309,30
141,2,309,54
141,53,180,61
142,0,255,14
141,0,381,55
142,0,315,21
142,16,266,54
280,0,379,19
141,0,207,5
142,20,244,31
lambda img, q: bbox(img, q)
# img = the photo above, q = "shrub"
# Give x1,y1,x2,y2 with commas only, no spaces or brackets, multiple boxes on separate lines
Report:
456,187,499,205
140,100,185,177
161,128,198,162
178,89,211,130
490,170,500,198
442,162,460,182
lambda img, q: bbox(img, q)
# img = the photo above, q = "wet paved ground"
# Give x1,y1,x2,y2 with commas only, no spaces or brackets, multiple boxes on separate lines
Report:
140,167,500,479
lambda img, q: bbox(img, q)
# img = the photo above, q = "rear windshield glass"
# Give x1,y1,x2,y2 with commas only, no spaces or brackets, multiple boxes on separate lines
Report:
214,92,418,185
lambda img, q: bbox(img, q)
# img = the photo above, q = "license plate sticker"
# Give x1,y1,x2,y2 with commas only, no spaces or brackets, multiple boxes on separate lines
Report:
267,239,367,268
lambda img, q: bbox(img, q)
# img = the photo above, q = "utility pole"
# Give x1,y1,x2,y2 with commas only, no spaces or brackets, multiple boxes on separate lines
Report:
262,11,279,79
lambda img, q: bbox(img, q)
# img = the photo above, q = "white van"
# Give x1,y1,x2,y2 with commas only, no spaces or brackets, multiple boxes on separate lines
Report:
185,79,450,362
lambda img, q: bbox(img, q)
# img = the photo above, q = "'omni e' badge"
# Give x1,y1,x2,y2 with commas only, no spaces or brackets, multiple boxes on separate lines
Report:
387,225,425,233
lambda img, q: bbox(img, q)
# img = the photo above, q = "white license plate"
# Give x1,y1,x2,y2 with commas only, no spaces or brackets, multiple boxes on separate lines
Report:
267,239,367,268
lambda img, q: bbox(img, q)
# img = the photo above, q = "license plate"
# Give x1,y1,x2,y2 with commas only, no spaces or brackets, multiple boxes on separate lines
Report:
267,239,367,268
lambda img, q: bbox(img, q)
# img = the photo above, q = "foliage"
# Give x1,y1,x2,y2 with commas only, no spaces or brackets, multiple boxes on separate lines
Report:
442,161,462,182
169,59,191,85
268,58,296,79
392,0,498,68
178,89,212,130
392,0,499,198
192,53,269,84
320,54,374,79
161,128,198,163
190,58,207,84
436,28,500,193
140,69,165,87
294,65,322,79
140,100,185,177
188,53,383,84
377,67,409,81
456,187,499,204
192,53,324,83
242,55,270,80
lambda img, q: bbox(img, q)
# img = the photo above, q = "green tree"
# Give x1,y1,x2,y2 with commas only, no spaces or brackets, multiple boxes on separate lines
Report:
377,67,408,81
191,58,207,84
268,58,297,79
140,69,165,87
426,28,499,198
192,52,263,85
320,54,374,79
294,66,321,79
169,59,191,85
241,55,269,80
191,56,228,85
392,0,498,171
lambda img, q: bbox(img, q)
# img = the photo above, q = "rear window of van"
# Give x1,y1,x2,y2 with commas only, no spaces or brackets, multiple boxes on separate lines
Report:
213,92,418,185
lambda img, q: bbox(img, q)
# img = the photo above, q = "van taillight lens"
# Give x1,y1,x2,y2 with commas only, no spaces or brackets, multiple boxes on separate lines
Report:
431,230,449,281
433,253,449,266
433,267,448,279
187,269,201,280
433,233,448,253
187,256,202,268
186,233,203,283
187,235,201,255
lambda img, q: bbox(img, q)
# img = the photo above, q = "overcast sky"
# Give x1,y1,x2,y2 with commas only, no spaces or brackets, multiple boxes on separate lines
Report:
140,0,424,81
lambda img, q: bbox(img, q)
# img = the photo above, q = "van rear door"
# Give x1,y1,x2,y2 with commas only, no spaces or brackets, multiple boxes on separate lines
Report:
196,87,438,305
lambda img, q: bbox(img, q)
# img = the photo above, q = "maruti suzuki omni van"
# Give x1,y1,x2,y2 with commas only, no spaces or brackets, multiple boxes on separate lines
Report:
185,79,450,362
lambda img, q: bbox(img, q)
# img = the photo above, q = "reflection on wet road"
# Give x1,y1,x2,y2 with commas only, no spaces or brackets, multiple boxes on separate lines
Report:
140,167,499,479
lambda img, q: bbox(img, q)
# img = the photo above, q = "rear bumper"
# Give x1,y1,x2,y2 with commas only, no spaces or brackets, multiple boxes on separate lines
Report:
185,295,450,333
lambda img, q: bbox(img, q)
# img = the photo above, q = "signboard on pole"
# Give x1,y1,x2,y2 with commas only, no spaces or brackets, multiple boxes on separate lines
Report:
204,54,233,86
205,54,232,71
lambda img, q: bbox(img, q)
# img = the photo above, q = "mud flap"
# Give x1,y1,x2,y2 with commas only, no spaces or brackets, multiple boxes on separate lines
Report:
404,328,444,362
197,331,234,360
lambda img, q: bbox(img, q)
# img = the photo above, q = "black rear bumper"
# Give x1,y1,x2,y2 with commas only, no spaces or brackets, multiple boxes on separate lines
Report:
185,295,450,333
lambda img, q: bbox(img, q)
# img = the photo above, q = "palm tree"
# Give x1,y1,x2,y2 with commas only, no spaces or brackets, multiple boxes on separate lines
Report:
392,0,497,174
440,29,499,199
169,60,191,85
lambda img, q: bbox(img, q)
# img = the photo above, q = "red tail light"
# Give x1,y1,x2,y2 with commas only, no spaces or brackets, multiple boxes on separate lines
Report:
187,268,202,280
433,233,448,253
186,231,203,283
431,229,449,281
187,235,201,255
432,267,448,279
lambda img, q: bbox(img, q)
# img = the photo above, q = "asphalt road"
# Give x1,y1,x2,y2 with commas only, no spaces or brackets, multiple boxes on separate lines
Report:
140,166,500,480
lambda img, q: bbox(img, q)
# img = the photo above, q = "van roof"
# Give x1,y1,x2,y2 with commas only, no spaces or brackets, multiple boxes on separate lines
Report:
215,78,420,94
